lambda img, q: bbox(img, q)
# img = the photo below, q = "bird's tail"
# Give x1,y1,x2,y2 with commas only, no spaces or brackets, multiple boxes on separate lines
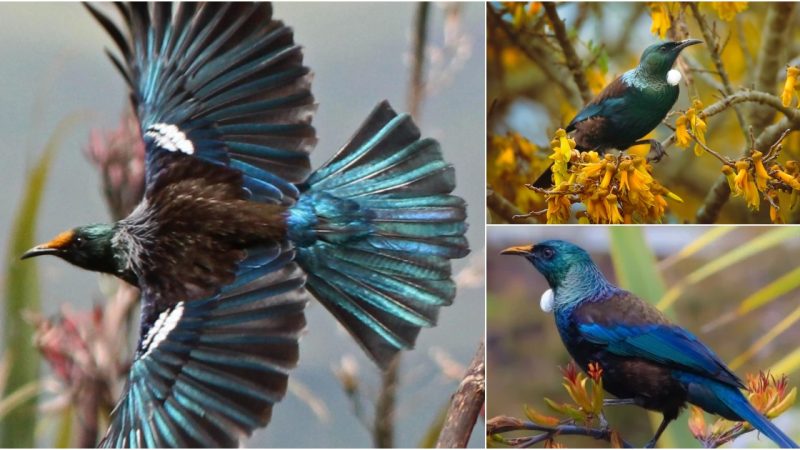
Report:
288,101,469,368
684,375,798,448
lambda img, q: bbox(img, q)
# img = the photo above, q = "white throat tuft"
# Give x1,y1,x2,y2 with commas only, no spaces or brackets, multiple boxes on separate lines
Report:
666,69,682,86
540,289,554,313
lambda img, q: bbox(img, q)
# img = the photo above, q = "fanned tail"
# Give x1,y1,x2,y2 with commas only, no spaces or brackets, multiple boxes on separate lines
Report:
684,374,798,448
288,101,469,368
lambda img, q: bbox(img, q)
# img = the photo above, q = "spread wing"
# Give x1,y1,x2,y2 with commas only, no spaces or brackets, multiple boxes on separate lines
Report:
99,247,308,447
87,3,316,446
574,291,744,389
86,2,316,206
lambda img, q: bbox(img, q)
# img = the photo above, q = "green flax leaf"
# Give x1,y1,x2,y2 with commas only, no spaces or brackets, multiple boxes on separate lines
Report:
1,115,80,447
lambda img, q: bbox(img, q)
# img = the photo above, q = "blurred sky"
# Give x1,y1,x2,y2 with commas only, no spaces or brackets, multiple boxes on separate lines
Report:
0,3,485,447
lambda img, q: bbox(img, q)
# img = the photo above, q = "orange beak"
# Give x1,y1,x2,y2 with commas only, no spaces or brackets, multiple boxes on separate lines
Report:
500,245,534,256
21,230,74,260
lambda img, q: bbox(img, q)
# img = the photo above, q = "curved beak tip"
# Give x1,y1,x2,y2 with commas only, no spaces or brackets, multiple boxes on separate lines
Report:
501,245,533,256
20,246,56,260
678,39,703,49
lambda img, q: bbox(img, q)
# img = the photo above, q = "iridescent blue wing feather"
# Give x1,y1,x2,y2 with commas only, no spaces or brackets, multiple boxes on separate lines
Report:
578,322,743,388
85,2,315,205
289,102,469,368
99,246,307,448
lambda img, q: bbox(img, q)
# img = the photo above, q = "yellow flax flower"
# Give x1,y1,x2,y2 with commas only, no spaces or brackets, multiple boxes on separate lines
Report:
674,115,691,148
546,194,572,224
709,2,748,21
734,160,760,210
781,66,800,108
688,99,707,156
751,151,770,191
721,165,737,192
549,129,575,185
771,165,800,190
605,194,624,224
649,3,672,39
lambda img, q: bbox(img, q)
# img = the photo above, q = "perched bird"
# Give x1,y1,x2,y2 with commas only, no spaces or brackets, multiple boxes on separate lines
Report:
533,39,702,188
21,3,469,447
501,240,797,448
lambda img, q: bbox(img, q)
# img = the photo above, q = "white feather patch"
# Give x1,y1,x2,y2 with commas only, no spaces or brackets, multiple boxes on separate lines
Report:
145,123,195,155
540,289,554,313
666,69,682,86
141,302,185,356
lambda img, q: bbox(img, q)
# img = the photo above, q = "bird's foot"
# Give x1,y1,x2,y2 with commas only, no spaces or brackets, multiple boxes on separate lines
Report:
644,438,658,448
645,139,667,163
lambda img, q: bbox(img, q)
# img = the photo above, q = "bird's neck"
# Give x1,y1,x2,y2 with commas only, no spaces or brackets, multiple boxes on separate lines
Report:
624,67,672,91
552,261,618,313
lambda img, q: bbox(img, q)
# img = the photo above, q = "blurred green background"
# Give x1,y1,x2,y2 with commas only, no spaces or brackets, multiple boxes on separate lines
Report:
487,226,800,447
0,3,485,447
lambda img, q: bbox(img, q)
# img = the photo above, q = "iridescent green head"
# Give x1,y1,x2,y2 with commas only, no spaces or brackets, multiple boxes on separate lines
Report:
638,39,702,77
21,223,129,281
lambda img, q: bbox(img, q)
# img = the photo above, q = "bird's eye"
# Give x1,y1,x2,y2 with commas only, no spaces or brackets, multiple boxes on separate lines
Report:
541,248,555,260
73,236,84,247
660,46,668,52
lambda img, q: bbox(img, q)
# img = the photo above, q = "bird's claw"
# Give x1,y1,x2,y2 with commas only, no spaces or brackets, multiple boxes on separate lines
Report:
646,140,667,164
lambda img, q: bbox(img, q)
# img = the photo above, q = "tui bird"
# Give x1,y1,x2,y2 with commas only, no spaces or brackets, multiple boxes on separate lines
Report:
533,39,702,188
501,240,797,448
21,3,469,447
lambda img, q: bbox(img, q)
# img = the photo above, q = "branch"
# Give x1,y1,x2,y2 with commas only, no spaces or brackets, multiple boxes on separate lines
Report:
436,341,485,448
487,6,578,104
748,3,796,134
701,90,800,123
486,187,538,224
696,118,797,223
487,416,633,448
542,2,592,104
374,357,399,448
407,2,430,120
689,2,748,139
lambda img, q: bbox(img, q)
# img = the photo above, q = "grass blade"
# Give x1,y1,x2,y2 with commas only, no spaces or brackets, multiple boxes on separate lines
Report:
1,116,78,447
657,228,797,310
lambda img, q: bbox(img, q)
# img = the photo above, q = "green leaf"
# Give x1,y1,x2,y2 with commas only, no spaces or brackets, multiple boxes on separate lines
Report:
417,401,449,448
1,115,79,447
657,228,797,311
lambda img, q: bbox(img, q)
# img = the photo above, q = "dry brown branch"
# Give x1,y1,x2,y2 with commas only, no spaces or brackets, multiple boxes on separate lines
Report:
542,2,592,104
487,5,577,104
435,341,484,448
689,2,748,139
487,187,538,224
749,3,796,134
407,2,430,120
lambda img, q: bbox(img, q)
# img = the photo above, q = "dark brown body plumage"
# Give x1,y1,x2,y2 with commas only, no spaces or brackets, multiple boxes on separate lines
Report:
116,154,288,303
564,292,692,420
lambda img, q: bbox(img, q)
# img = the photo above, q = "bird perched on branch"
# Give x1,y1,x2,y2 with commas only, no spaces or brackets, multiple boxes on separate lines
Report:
22,3,469,447
533,39,702,188
501,240,797,448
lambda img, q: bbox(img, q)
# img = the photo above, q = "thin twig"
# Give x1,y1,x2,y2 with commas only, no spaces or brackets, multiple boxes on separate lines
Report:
689,2,748,140
435,341,485,448
487,416,633,448
374,357,399,448
407,2,430,120
487,5,577,104
542,2,592,104
486,187,538,224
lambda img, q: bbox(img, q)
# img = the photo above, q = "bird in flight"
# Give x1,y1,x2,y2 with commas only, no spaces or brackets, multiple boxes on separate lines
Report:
22,3,469,447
